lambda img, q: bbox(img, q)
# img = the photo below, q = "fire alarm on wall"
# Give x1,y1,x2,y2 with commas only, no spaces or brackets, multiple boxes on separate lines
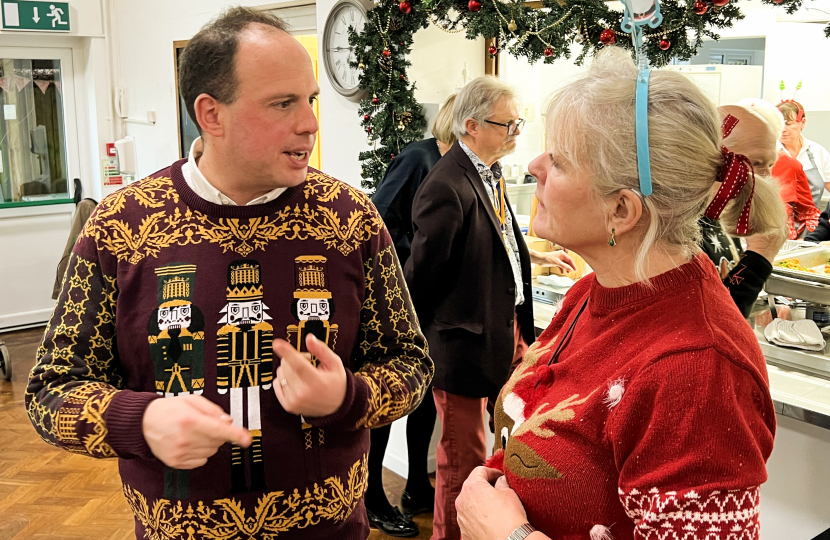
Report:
106,143,116,157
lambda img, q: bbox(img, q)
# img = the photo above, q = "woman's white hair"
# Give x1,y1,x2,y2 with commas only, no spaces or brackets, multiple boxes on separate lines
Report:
452,76,518,139
544,47,785,282
737,97,785,136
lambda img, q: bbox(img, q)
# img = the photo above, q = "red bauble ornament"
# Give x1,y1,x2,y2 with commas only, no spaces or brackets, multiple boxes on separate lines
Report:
468,0,482,11
693,0,708,14
659,39,671,50
544,47,553,57
382,49,391,57
712,0,728,6
363,114,370,122
372,96,380,105
600,29,616,45
391,154,396,159
366,126,373,133
772,0,784,3
400,74,406,80
399,0,412,13
488,45,497,55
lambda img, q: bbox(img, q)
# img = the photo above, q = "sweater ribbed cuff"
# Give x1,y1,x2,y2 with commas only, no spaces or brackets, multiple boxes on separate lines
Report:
306,370,369,430
105,390,161,459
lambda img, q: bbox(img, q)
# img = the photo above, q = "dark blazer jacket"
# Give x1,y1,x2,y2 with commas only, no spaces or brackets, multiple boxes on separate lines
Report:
371,138,442,266
404,141,534,398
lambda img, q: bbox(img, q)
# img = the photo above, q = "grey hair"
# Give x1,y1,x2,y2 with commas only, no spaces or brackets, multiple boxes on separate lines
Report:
544,47,785,282
452,76,518,139
737,98,785,136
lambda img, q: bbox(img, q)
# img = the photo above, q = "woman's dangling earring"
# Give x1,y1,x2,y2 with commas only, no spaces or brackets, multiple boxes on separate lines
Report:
608,228,617,247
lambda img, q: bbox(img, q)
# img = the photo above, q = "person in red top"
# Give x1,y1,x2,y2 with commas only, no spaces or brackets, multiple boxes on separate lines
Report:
772,153,819,238
455,46,783,540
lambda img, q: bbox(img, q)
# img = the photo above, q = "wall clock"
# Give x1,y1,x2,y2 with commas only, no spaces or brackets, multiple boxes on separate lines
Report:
322,0,372,101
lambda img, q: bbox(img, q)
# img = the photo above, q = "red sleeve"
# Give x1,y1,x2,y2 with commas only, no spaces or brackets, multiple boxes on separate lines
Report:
772,155,799,204
606,349,775,539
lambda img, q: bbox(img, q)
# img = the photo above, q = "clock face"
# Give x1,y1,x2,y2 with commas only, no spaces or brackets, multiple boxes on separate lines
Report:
323,1,367,96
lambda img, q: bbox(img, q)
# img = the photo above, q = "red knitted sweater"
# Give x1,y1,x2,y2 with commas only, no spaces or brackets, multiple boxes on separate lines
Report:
487,254,775,540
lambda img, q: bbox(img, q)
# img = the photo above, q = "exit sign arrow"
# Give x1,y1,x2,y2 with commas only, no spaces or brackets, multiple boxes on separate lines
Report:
32,6,38,22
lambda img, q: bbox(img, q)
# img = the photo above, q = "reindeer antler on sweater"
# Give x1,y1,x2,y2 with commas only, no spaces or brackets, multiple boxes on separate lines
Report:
512,393,594,439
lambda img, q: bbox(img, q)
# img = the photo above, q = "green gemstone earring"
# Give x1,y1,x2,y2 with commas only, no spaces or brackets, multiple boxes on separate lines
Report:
608,228,617,247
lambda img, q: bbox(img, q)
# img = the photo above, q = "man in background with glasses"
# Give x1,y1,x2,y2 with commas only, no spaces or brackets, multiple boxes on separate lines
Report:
406,76,562,540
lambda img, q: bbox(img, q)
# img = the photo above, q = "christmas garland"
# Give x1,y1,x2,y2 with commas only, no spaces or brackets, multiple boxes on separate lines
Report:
349,0,803,191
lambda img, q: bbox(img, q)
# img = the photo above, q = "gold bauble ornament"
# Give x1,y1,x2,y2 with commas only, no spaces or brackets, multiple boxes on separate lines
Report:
398,122,405,131
508,19,517,32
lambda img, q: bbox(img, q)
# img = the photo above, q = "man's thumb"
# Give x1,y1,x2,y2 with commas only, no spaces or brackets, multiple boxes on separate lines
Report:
305,334,343,371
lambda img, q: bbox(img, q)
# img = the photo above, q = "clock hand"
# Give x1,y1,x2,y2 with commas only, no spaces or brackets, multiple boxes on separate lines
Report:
328,46,353,52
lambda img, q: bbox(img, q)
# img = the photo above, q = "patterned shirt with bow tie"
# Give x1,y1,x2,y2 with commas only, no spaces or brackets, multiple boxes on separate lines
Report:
459,140,524,306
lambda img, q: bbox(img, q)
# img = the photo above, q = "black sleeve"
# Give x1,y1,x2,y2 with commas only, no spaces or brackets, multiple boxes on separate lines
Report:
371,156,430,265
805,201,830,242
723,251,772,318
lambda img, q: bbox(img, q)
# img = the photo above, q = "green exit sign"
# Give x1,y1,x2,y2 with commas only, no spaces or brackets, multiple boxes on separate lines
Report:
2,1,70,32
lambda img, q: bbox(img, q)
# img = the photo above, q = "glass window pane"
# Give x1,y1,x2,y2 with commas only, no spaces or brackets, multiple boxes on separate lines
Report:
0,58,69,204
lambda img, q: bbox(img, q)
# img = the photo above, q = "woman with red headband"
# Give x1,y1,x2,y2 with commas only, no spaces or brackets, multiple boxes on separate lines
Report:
454,46,784,540
778,100,830,208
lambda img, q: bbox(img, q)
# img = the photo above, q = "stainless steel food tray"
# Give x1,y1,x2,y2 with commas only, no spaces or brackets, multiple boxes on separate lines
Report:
772,246,830,285
767,245,830,304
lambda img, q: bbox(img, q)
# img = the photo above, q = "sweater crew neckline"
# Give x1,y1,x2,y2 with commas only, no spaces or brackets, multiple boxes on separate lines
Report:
171,159,307,218
588,253,712,314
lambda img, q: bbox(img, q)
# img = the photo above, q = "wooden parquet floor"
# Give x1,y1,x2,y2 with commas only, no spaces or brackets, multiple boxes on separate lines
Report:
0,327,433,540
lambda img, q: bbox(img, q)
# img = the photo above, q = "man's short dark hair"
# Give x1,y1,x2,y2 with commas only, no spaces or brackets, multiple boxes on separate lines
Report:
178,7,288,133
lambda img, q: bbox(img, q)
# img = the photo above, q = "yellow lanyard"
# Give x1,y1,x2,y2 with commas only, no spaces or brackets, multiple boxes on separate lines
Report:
493,176,506,233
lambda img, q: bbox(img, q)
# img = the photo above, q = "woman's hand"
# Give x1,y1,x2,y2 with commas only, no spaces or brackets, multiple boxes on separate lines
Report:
529,249,576,273
456,466,530,540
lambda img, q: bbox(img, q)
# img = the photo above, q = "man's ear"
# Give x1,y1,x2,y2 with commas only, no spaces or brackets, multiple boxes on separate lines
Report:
464,117,480,137
606,189,644,238
193,93,224,138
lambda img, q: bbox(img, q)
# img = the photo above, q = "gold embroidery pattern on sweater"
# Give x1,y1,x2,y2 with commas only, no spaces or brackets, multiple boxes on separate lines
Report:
355,246,431,429
619,486,761,539
27,254,121,458
84,172,383,264
123,455,369,540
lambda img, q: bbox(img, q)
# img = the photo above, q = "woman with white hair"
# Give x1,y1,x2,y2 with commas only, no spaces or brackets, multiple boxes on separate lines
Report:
455,47,780,540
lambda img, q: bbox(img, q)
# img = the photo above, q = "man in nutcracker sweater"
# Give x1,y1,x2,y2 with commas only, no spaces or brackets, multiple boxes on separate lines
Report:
25,8,432,540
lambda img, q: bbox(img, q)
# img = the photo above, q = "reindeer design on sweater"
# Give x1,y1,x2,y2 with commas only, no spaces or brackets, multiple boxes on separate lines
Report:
489,340,594,480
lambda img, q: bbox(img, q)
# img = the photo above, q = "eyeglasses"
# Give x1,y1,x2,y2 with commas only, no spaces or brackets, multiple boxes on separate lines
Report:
485,118,525,135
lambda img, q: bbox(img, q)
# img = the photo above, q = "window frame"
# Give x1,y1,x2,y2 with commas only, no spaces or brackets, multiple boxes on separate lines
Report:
0,46,79,209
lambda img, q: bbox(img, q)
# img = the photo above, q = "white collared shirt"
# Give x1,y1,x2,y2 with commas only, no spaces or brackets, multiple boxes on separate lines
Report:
181,137,286,206
778,136,830,185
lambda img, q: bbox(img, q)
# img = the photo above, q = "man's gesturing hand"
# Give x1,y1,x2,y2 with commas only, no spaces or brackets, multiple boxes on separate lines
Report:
273,334,348,418
142,394,252,469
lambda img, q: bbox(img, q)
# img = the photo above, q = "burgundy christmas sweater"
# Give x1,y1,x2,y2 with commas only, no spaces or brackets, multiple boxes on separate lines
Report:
487,254,775,540
26,160,433,540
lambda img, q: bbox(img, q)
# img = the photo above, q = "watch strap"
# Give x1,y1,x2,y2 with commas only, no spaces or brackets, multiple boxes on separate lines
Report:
506,523,537,540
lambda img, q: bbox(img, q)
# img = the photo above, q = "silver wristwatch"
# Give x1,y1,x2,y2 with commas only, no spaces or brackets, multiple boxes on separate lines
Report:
506,523,537,540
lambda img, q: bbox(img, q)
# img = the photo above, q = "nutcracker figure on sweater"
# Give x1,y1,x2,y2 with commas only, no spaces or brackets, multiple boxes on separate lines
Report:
288,256,338,459
217,259,274,493
147,262,206,499
288,255,338,362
